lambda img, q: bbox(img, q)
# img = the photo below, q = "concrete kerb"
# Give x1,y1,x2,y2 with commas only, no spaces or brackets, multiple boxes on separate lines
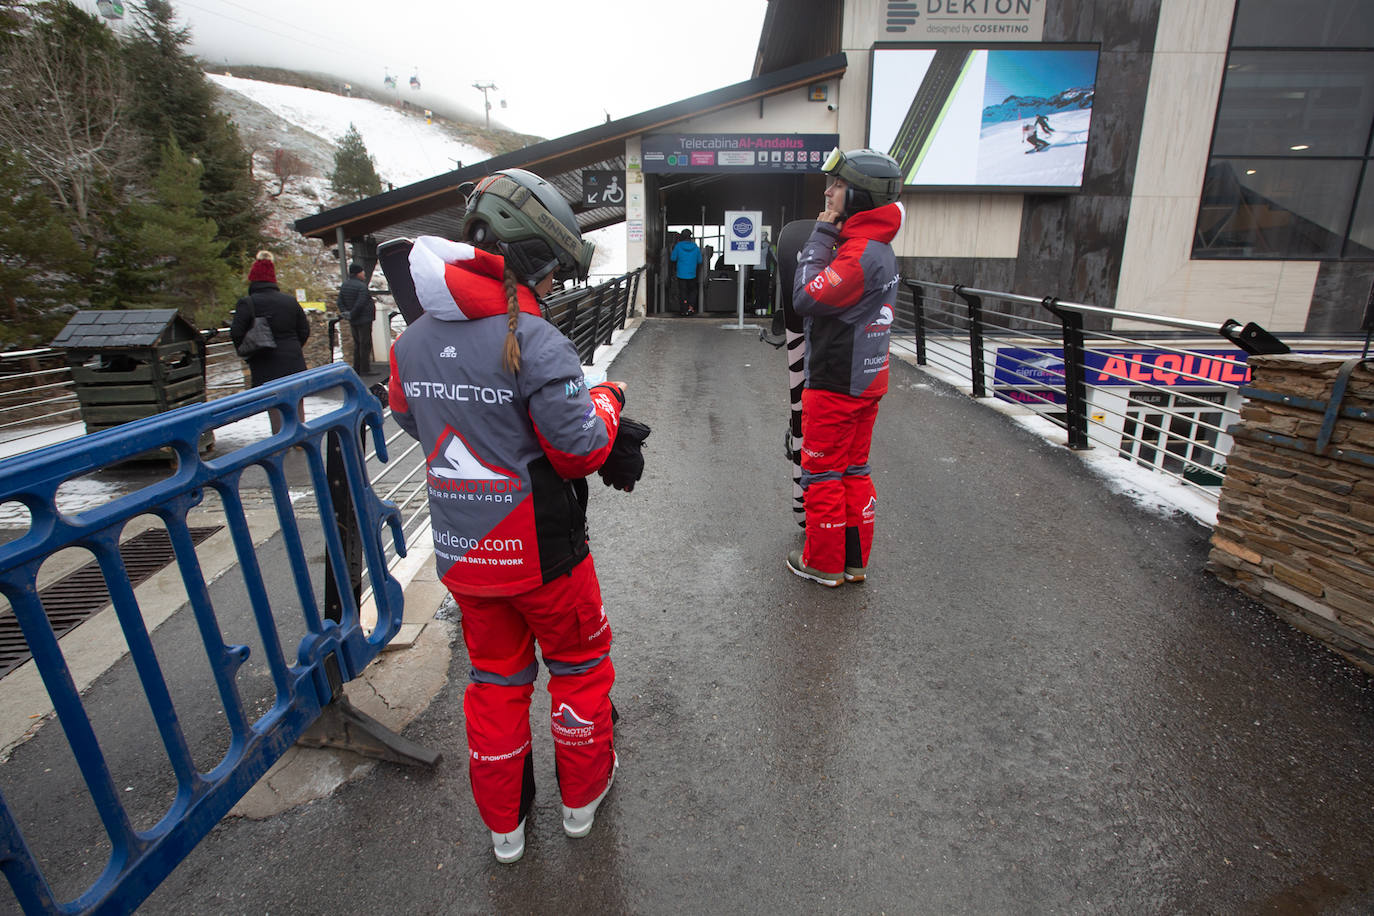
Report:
0,500,458,817
231,521,457,819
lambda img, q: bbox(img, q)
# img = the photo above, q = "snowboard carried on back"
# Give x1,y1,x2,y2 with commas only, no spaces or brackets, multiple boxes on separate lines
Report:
366,237,419,402
772,219,819,529
377,237,422,325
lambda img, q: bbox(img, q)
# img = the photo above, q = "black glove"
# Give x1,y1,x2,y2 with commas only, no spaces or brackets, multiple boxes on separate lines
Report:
597,417,650,492
369,377,389,406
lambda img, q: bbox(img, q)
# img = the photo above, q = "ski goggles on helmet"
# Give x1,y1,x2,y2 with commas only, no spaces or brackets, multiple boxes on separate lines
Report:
820,147,902,202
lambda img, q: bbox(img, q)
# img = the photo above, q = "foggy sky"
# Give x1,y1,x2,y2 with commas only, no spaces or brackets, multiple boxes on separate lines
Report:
81,0,768,140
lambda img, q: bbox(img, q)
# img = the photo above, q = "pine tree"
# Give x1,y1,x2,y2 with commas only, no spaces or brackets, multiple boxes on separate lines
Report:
0,148,90,347
330,124,383,202
123,0,263,261
121,136,239,326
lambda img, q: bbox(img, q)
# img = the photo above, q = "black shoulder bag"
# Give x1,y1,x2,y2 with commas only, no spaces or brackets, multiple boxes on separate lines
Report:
236,295,277,359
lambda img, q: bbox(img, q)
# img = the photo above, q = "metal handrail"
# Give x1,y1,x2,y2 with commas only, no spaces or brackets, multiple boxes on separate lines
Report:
899,280,1366,506
923,281,1229,334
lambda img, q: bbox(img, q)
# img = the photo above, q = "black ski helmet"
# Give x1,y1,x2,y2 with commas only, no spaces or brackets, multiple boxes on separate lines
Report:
821,147,902,216
460,168,594,285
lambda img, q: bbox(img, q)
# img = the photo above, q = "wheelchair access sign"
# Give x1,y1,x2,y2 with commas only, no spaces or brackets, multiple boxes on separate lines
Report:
582,170,626,207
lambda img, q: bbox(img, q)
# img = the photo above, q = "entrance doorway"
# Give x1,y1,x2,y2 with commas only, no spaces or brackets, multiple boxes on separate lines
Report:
646,171,822,315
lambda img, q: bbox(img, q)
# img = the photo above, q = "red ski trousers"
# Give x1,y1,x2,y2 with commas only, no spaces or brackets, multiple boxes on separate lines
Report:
799,388,881,574
455,555,616,833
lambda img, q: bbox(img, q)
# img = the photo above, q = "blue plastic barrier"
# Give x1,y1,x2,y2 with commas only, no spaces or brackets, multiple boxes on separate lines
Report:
0,365,405,915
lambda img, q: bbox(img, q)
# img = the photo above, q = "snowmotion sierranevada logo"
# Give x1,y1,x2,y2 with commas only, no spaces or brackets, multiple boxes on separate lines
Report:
551,703,595,739
426,427,523,502
866,305,895,332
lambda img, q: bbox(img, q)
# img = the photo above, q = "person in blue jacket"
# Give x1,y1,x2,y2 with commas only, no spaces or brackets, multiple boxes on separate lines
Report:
670,229,702,315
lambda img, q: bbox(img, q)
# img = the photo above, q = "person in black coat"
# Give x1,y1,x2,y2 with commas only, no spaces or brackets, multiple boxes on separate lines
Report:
230,250,310,388
337,262,375,375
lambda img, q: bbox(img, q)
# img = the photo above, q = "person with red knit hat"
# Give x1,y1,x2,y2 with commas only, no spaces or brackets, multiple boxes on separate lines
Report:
230,250,310,389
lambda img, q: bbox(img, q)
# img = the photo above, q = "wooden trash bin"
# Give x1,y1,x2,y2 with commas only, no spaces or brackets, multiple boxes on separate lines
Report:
51,309,214,455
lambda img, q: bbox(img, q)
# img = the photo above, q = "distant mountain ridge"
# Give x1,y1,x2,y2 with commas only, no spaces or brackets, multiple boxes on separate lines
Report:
982,86,1094,125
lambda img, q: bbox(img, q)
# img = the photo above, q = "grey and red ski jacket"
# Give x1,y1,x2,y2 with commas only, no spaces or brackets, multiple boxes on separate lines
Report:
388,236,623,598
792,202,904,399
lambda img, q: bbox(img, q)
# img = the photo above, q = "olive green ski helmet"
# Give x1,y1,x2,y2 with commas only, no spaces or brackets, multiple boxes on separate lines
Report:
461,168,594,284
820,147,902,216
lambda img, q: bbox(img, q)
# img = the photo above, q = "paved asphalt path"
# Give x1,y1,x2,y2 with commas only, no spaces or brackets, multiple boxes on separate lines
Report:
10,317,1374,914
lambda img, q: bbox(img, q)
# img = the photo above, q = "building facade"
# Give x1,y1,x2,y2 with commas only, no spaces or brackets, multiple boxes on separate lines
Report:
799,0,1374,333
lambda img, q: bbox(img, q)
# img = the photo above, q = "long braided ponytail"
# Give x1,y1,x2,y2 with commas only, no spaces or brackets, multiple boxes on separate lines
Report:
501,267,522,374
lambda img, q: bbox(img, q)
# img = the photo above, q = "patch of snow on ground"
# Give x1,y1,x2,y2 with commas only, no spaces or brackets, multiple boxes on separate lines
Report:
891,342,1219,528
0,422,86,457
0,396,338,523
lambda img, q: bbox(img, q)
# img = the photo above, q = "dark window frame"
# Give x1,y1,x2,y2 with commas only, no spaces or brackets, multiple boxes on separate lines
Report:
1193,1,1374,261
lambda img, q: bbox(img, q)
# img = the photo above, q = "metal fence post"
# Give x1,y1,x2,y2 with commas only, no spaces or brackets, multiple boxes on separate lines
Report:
323,428,360,626
591,285,605,357
906,281,927,366
627,269,641,325
304,423,441,767
564,292,581,346
954,285,987,398
1043,296,1091,450
603,279,621,347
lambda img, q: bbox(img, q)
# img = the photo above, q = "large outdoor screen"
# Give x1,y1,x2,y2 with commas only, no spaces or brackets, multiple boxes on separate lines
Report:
868,44,1100,192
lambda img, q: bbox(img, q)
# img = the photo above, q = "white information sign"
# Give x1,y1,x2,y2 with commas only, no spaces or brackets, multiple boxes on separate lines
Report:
723,211,763,267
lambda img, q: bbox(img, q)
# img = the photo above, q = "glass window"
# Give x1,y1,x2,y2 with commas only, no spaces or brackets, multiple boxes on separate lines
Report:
1232,0,1374,48
1212,52,1374,157
1344,176,1374,256
1194,159,1361,259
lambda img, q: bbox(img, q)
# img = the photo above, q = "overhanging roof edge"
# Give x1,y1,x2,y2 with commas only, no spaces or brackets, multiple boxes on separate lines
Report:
295,52,848,241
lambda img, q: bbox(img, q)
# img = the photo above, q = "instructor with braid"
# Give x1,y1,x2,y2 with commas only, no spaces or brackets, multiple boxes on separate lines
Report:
388,168,635,864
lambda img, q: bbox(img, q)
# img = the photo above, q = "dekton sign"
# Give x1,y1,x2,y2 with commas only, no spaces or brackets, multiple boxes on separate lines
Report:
878,0,1046,42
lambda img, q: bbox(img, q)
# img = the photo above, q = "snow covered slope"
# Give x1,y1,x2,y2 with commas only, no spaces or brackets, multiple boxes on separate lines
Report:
978,109,1092,187
211,72,627,278
210,73,488,188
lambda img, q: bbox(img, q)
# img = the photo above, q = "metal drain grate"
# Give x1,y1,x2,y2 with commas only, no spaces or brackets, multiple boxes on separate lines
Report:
0,525,222,680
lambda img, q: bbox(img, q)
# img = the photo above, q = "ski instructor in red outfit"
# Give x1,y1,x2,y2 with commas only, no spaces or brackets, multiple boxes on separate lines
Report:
388,169,625,865
787,148,904,588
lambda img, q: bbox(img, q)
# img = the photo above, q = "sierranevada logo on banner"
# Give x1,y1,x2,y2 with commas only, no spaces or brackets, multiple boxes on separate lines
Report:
881,0,1047,42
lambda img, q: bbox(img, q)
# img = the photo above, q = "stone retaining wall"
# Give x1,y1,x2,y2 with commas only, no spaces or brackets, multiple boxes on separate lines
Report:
1208,354,1374,673
303,310,332,369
